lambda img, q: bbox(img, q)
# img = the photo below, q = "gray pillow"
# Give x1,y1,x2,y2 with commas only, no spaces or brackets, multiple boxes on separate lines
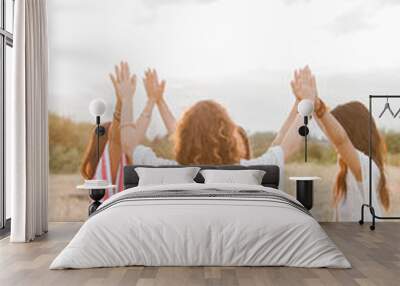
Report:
135,167,201,186
200,169,266,185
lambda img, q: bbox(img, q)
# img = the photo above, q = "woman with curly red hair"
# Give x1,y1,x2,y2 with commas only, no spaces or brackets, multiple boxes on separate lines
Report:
174,100,242,165
123,69,304,189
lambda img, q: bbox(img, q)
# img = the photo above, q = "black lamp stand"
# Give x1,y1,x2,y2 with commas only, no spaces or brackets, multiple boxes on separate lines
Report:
298,116,310,162
95,115,106,160
88,116,106,215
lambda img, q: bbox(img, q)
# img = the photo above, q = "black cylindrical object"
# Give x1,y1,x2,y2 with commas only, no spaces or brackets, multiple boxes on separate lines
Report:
296,180,313,210
88,189,106,215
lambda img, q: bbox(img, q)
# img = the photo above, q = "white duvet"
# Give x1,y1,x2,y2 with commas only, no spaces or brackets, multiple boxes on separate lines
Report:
50,183,350,269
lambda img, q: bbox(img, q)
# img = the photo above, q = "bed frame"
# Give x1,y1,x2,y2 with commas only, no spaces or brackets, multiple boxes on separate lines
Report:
123,165,280,189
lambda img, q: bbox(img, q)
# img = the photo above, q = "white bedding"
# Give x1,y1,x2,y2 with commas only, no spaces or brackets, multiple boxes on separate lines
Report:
50,183,350,269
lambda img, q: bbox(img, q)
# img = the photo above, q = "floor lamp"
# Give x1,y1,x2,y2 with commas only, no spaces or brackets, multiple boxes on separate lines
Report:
87,99,106,214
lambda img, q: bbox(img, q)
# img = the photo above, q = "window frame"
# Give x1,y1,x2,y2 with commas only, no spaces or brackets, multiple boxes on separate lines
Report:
0,0,14,235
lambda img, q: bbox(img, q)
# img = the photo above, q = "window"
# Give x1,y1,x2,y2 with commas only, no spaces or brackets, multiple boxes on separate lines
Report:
0,0,14,234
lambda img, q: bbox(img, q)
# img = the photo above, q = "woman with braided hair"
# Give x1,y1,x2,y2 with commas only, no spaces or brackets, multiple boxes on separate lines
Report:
80,62,160,199
291,66,390,221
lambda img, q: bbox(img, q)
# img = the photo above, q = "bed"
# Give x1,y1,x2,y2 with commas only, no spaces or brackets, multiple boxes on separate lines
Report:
50,165,350,269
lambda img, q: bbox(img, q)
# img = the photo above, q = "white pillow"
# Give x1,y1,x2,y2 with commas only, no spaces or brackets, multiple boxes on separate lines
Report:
135,167,201,186
200,169,266,185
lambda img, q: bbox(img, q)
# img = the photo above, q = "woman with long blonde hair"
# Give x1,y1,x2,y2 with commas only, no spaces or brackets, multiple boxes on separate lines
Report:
292,66,390,221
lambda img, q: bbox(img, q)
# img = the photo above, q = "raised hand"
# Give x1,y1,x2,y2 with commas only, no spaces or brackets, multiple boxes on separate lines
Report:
290,69,302,101
143,68,166,103
291,66,318,102
109,61,137,102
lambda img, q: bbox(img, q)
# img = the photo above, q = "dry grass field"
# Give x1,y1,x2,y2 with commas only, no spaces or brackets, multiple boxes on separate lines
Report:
48,163,400,222
285,163,400,220
48,174,90,222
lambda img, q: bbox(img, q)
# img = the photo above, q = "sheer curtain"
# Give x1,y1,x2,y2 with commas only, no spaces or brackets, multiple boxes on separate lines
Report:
9,0,49,242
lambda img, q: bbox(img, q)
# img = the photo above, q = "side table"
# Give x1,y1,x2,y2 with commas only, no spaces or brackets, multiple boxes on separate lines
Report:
77,184,116,215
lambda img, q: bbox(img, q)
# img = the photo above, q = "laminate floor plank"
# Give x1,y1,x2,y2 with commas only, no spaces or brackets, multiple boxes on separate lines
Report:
0,222,399,286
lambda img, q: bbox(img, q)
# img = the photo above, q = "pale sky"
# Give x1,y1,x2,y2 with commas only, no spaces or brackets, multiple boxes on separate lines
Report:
48,0,400,137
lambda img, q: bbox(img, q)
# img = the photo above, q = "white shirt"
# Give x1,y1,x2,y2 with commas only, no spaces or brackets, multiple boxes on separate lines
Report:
133,145,285,189
335,150,382,222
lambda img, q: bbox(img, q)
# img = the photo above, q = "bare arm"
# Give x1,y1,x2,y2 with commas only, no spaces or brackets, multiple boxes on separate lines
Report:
241,111,303,164
271,68,312,152
118,67,161,159
108,99,122,182
157,98,177,135
132,100,156,145
106,62,130,182
120,96,134,157
314,102,361,180
120,99,157,160
293,66,362,180
279,114,304,161
143,69,177,135
269,70,306,159
271,99,300,147
110,61,155,160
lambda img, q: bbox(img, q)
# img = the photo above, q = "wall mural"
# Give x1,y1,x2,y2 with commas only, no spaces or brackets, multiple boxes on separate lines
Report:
48,0,400,222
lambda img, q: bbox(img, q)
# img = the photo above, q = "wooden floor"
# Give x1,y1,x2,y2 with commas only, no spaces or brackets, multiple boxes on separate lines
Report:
0,222,399,286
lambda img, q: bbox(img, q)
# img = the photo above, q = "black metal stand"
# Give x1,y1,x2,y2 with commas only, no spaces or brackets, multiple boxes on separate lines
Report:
359,95,400,230
87,116,106,215
88,189,105,215
296,180,314,210
298,116,310,162
95,115,106,161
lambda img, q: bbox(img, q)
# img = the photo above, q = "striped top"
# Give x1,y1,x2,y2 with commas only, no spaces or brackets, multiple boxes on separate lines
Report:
94,143,127,201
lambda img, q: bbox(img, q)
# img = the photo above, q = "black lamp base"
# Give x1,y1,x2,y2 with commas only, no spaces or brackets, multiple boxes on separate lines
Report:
296,180,314,210
88,189,105,215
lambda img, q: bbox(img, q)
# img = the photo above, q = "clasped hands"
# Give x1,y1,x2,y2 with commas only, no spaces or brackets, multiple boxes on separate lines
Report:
291,65,322,112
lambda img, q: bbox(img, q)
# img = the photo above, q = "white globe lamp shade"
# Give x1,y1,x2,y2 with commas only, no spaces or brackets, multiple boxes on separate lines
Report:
89,99,106,117
297,99,314,116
